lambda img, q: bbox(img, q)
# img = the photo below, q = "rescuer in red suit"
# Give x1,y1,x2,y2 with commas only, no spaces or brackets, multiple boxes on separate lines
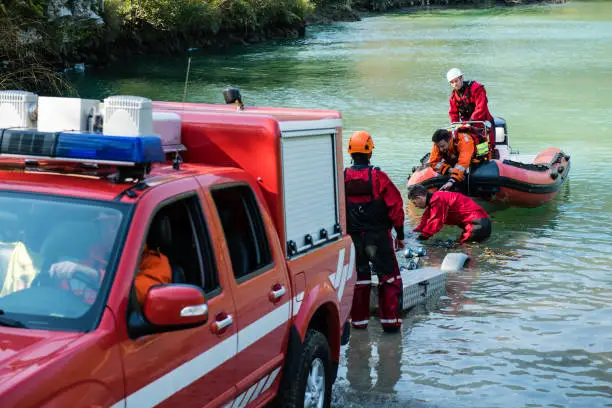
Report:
344,130,405,332
408,184,491,244
447,68,495,153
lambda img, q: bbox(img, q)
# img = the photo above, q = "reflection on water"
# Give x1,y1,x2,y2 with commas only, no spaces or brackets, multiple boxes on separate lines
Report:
334,328,407,407
75,1,612,407
346,329,403,395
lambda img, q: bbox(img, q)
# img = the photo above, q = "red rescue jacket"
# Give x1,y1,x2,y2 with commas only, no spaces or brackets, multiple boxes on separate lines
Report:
449,80,495,150
413,191,489,243
449,80,493,123
344,165,405,239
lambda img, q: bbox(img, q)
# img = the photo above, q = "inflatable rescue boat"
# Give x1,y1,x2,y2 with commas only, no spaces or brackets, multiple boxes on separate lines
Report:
407,118,570,208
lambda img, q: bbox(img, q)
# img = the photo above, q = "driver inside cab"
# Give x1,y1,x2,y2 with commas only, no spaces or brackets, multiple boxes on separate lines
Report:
48,212,172,304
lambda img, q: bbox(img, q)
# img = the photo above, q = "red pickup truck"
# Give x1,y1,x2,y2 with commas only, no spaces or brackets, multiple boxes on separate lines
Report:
0,90,355,407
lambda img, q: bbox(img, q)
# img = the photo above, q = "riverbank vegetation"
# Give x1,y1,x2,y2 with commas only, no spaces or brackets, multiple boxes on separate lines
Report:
1,0,565,94
0,1,74,94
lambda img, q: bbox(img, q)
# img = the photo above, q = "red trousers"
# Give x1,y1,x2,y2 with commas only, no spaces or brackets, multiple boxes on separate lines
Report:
350,230,403,331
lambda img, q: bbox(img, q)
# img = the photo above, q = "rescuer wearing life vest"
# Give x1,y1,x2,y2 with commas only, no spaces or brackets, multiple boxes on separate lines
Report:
344,130,405,332
429,128,488,191
447,68,495,153
408,184,491,244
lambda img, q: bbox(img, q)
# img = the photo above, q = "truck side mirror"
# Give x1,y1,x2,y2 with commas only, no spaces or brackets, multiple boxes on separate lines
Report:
144,284,209,326
128,284,208,338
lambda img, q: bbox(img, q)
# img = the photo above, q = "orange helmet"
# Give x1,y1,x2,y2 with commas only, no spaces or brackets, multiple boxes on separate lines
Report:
348,131,374,155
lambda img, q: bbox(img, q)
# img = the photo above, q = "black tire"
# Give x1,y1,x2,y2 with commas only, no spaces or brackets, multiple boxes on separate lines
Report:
278,329,332,408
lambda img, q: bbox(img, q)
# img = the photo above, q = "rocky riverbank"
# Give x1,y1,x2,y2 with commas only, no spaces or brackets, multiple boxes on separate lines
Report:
0,0,566,94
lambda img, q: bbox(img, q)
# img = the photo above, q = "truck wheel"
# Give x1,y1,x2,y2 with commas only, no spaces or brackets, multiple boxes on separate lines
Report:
281,329,332,408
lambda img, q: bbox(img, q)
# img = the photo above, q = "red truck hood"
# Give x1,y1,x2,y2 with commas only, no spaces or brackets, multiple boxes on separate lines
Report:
0,328,83,389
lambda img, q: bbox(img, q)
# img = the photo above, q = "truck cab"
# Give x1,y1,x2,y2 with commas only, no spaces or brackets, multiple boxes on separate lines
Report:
0,91,355,407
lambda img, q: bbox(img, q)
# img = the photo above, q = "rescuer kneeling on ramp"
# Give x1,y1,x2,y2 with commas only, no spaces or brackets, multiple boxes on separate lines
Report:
344,130,405,332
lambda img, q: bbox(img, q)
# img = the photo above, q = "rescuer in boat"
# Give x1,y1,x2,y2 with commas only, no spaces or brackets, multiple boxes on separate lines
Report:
429,128,488,191
344,130,405,332
447,67,495,154
408,184,491,244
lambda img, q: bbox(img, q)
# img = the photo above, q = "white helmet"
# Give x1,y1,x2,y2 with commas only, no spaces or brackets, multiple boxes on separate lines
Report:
446,68,464,82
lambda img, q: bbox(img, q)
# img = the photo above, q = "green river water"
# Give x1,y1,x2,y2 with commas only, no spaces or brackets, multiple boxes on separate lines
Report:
73,1,612,406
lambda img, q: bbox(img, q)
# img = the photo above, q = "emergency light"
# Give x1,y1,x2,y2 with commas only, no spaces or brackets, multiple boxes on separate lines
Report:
0,128,165,165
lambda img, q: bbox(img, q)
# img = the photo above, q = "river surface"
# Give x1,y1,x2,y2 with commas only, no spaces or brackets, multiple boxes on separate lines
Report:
73,1,612,406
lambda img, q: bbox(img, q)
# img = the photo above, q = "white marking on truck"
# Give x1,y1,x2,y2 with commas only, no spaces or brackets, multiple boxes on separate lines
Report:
113,246,353,407
328,244,355,301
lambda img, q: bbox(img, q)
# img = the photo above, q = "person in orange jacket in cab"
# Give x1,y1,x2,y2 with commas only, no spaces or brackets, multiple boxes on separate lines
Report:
408,184,491,244
344,130,405,333
447,67,495,153
429,128,483,191
133,245,172,304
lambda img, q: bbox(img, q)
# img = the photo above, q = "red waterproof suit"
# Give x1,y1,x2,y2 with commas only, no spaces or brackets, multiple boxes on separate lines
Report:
345,164,404,331
449,80,495,150
414,191,490,243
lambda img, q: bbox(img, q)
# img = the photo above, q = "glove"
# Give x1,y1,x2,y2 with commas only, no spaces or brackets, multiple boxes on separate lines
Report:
439,179,455,191
433,162,451,175
416,234,428,241
440,163,451,175
448,166,465,184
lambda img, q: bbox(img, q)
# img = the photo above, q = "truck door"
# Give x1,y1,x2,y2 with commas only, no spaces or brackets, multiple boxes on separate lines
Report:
208,183,291,404
116,179,238,408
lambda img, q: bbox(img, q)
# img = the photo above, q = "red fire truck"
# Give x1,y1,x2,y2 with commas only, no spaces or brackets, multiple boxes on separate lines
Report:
0,89,355,408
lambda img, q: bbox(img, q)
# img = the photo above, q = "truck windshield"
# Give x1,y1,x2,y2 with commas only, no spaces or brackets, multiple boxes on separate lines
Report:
0,191,130,331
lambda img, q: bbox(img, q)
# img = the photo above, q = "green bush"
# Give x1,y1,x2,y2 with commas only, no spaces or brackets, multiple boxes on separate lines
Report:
112,0,310,34
0,0,47,19
177,1,222,33
112,0,223,33
212,0,257,31
250,0,307,27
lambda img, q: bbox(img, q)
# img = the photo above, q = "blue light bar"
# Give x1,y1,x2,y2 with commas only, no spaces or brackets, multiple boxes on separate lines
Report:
56,132,165,164
0,129,166,165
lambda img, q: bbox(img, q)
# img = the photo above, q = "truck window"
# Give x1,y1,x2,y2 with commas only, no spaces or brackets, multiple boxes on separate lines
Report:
212,185,272,281
141,195,219,295
0,191,129,331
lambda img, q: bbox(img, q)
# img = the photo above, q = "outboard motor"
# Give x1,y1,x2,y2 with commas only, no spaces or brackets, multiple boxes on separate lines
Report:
493,116,508,146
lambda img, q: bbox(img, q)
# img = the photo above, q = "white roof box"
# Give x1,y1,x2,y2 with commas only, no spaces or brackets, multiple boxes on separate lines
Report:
104,95,153,136
37,96,100,132
0,90,38,129
152,111,184,153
